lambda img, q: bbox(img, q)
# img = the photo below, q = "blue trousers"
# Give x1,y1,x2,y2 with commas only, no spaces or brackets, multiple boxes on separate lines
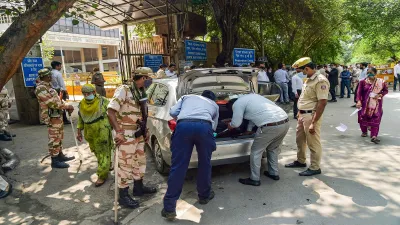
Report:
163,120,216,212
340,79,351,98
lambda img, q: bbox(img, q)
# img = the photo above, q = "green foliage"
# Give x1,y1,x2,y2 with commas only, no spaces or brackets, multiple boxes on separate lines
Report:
40,34,55,66
131,22,156,40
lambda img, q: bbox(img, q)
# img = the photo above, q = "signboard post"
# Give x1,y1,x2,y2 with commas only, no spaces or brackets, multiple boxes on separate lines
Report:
21,57,44,87
144,55,163,73
233,48,255,66
185,40,207,61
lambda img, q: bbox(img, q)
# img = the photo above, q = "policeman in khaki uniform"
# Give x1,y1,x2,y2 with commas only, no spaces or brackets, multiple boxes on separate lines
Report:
107,67,156,209
35,68,75,168
285,57,329,176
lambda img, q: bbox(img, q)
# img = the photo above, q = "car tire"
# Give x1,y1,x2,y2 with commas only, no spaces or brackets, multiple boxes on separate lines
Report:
152,139,170,175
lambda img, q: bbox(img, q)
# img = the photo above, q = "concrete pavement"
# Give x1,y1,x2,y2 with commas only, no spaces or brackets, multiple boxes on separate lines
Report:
0,91,399,225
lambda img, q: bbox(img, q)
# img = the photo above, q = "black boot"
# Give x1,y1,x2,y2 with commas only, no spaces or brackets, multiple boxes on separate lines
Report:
58,152,75,162
4,131,15,137
0,134,11,141
132,179,157,196
51,157,70,168
119,187,140,209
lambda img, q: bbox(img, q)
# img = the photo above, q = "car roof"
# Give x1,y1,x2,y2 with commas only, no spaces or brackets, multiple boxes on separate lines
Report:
152,78,178,88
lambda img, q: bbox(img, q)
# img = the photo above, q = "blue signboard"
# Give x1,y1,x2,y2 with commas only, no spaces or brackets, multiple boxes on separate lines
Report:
233,48,255,66
185,40,207,61
21,57,44,87
144,55,163,73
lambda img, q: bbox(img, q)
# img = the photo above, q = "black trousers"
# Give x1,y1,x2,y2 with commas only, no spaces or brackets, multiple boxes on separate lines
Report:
354,83,359,103
293,90,302,118
329,88,337,100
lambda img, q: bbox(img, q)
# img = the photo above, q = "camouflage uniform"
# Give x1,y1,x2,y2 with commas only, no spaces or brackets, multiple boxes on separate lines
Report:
35,79,67,157
108,85,146,188
0,88,10,135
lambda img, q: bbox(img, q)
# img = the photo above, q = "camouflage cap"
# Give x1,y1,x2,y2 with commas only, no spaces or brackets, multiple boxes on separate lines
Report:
38,68,52,78
292,57,312,69
81,84,95,93
134,67,153,76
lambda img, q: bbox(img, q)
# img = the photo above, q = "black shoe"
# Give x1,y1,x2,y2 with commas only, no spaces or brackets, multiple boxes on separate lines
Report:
347,96,351,98
132,179,157,196
339,96,344,98
57,152,75,162
351,104,357,108
51,157,70,168
238,178,260,186
63,120,71,125
0,183,12,199
161,209,177,221
119,187,140,209
0,134,12,141
263,172,280,180
285,161,307,168
4,131,15,137
199,190,215,205
328,99,337,102
299,168,321,176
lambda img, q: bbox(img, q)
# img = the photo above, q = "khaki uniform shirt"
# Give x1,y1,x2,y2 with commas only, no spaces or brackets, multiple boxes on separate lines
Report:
156,69,167,79
298,71,330,111
35,81,65,124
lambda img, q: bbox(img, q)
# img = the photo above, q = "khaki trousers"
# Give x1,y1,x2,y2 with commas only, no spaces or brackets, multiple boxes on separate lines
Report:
296,113,322,170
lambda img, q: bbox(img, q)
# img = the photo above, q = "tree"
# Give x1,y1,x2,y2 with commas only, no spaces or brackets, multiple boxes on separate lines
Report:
210,0,247,66
0,0,100,90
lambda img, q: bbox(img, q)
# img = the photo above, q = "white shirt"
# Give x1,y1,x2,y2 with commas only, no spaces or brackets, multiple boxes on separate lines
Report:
292,73,304,94
166,70,177,78
51,69,66,91
274,69,289,83
170,95,219,131
394,64,400,76
359,68,368,81
257,71,269,82
230,94,288,131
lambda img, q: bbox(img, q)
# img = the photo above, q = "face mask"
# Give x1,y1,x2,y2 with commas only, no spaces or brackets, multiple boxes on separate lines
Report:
144,79,153,88
85,94,95,100
367,73,375,77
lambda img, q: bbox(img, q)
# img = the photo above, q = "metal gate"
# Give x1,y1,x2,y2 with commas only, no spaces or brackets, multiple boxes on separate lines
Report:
119,39,170,82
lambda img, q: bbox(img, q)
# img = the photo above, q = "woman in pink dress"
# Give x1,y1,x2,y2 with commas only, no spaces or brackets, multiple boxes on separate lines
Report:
356,68,388,144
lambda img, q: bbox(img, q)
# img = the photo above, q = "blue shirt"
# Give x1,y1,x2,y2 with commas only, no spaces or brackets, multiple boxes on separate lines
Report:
340,71,351,79
230,94,288,131
274,69,290,83
170,95,219,130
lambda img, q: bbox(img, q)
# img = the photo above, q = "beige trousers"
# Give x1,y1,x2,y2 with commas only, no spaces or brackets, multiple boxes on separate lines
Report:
296,113,323,170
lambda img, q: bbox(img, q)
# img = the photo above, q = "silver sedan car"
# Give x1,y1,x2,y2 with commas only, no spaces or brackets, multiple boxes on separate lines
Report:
146,68,271,174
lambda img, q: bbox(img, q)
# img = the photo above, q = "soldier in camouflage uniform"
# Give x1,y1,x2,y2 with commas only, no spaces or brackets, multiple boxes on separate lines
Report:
35,68,75,169
0,87,13,141
107,67,156,209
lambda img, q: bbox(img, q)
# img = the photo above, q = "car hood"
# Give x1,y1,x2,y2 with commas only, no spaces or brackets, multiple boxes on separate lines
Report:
177,68,258,97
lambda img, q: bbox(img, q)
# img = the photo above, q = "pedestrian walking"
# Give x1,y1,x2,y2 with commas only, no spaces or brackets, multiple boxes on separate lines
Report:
328,64,339,102
356,68,388,144
227,94,289,186
76,84,113,187
162,90,219,220
35,68,75,168
393,61,400,91
340,66,352,98
50,61,70,124
0,87,15,141
285,57,329,176
274,63,290,104
107,67,156,209
91,67,106,97
292,68,304,119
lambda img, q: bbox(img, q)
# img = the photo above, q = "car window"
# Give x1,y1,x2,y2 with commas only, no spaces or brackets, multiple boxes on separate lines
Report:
149,84,169,106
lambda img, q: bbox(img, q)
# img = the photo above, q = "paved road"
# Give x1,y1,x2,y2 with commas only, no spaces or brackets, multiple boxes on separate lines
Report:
0,91,399,225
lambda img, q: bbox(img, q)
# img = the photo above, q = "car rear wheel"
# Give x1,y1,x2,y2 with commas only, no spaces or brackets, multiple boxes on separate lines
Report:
153,140,170,175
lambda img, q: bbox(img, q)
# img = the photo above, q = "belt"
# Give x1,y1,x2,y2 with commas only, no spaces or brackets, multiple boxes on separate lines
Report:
299,110,313,114
121,124,138,130
178,119,211,125
260,118,289,128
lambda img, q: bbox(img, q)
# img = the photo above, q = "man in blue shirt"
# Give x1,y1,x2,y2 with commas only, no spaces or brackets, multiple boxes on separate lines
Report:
162,90,219,220
274,63,290,104
340,66,352,98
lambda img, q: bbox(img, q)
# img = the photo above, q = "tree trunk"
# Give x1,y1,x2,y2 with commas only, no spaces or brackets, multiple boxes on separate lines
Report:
210,0,247,66
0,0,77,90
